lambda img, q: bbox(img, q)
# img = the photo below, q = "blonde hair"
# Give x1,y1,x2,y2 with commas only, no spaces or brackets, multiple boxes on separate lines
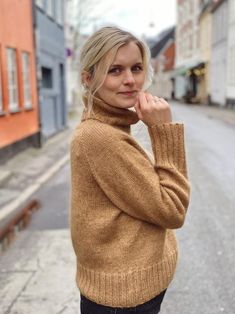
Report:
79,26,153,113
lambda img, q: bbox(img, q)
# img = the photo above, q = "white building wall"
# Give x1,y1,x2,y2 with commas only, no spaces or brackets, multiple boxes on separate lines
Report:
151,39,174,100
211,45,227,104
226,0,235,101
174,0,200,99
175,75,186,99
175,0,200,68
211,1,228,106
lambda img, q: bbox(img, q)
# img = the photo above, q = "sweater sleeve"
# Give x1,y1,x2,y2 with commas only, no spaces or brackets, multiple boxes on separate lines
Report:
80,122,190,229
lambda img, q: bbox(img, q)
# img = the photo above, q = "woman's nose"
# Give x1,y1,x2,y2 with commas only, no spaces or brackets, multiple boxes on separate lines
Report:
123,70,135,84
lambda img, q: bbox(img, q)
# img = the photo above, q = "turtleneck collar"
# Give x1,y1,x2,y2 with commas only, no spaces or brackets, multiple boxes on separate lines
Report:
81,95,139,132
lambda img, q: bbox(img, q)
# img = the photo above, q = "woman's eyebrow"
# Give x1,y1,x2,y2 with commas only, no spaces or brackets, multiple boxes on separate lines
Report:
109,64,122,67
110,62,143,67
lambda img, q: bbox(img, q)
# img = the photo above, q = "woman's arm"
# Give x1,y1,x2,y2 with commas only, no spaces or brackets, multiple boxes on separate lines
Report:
79,121,190,229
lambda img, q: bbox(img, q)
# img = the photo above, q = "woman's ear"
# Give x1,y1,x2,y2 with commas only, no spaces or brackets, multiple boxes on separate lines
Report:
82,71,91,88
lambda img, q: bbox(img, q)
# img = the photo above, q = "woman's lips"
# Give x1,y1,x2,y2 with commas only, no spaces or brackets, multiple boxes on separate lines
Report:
118,91,138,96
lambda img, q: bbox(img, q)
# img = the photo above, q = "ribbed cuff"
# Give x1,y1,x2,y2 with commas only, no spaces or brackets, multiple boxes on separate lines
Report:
148,123,186,172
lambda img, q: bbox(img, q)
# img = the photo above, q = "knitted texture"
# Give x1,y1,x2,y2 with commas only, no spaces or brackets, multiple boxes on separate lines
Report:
70,96,190,307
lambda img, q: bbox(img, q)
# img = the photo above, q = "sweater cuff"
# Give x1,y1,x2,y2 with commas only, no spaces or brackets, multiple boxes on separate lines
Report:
148,123,186,171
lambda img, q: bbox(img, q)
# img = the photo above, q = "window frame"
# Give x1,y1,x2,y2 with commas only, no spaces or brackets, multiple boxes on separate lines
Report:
22,52,32,109
47,0,53,17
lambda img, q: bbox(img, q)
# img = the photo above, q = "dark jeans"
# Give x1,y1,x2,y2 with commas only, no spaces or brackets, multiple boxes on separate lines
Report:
80,290,167,314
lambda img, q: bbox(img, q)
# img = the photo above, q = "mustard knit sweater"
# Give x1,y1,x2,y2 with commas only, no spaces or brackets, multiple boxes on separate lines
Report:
70,96,190,308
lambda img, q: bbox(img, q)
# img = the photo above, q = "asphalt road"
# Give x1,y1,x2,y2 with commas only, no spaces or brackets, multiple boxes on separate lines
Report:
0,101,235,313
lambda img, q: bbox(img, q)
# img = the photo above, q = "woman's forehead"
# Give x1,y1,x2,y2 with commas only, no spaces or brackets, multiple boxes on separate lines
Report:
111,42,143,65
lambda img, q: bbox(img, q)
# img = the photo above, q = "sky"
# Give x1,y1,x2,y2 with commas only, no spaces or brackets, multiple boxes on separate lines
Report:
78,0,176,39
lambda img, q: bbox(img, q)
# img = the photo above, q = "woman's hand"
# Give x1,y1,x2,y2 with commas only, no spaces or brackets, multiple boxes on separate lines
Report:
134,92,172,127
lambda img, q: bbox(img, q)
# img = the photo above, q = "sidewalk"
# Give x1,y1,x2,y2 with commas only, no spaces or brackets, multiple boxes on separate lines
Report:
0,107,82,232
172,100,235,127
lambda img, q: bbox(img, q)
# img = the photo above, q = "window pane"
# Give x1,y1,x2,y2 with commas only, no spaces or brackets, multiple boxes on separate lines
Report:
13,88,17,104
41,66,53,88
11,70,15,84
7,48,19,110
9,86,13,105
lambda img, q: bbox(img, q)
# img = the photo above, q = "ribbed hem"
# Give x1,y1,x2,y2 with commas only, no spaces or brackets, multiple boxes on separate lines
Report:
148,123,186,172
76,251,177,308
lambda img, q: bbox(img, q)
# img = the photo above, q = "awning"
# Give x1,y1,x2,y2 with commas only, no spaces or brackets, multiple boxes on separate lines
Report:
172,60,205,77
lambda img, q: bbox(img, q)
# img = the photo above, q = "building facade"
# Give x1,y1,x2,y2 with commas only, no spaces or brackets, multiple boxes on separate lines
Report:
198,0,213,104
150,27,175,100
210,0,228,106
174,0,201,102
0,0,39,163
35,0,67,139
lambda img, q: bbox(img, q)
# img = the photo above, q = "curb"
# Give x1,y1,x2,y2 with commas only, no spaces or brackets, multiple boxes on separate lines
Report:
0,154,69,226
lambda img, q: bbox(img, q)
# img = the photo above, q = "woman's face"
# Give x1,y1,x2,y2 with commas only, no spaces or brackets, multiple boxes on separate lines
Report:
96,41,146,109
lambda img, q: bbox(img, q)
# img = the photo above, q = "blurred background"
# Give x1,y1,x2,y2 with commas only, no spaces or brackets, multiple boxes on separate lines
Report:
0,0,235,313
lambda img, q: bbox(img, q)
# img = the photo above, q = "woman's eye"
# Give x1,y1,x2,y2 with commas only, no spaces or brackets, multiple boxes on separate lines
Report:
132,65,143,72
108,67,122,74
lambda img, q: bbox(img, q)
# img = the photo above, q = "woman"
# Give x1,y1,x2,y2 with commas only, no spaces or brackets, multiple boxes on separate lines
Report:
70,26,190,314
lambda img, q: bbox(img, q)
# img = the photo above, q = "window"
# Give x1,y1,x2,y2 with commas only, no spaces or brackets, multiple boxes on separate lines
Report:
0,64,3,112
7,48,19,111
41,67,53,88
22,52,32,108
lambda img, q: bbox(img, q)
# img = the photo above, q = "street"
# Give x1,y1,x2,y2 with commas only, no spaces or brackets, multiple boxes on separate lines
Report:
0,101,235,314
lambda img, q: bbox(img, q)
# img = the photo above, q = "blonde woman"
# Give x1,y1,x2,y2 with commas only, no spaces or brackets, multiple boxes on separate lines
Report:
70,26,190,314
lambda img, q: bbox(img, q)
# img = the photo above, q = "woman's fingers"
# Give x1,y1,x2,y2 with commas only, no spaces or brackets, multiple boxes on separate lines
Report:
134,98,143,119
158,97,170,107
137,92,172,126
139,92,157,113
138,91,148,111
145,92,154,102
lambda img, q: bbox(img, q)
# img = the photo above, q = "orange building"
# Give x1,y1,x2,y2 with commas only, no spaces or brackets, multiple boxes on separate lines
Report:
0,0,39,163
163,41,175,72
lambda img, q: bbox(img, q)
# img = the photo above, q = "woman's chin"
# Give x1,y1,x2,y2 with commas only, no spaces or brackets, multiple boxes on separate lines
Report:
123,99,137,108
